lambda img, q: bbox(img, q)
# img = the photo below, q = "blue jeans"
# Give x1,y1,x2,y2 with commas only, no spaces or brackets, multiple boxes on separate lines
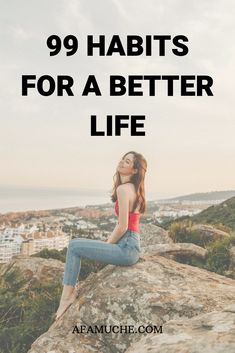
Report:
63,230,141,286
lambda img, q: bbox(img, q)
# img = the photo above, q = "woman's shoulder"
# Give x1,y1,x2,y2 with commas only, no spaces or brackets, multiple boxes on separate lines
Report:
116,183,134,195
116,183,139,212
116,184,137,206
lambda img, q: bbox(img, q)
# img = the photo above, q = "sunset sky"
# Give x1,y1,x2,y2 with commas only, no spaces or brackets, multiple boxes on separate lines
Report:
0,0,234,199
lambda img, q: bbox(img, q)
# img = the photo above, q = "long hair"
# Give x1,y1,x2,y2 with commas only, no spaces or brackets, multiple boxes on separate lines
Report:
111,151,147,213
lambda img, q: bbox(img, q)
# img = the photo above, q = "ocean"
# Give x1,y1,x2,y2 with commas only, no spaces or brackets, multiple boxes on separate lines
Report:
0,187,112,214
0,186,170,214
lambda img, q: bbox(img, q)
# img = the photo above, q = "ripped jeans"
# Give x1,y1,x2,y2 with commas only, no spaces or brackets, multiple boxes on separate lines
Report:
63,230,141,286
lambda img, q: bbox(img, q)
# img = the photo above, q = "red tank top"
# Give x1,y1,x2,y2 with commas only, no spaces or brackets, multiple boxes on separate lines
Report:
115,200,140,233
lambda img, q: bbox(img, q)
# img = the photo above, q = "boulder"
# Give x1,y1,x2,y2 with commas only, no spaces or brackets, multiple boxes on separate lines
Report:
27,254,235,353
139,223,173,247
190,224,231,241
141,242,207,260
0,255,64,284
126,304,235,353
139,224,207,261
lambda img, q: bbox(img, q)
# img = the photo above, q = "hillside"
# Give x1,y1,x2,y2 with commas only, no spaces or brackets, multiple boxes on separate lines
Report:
162,190,235,202
162,196,235,232
189,197,235,231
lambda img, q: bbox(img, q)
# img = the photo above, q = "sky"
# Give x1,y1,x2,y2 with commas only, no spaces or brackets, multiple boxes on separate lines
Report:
0,0,235,199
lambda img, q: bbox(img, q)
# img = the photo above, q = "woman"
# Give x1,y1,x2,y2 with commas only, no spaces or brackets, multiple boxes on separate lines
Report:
55,151,147,320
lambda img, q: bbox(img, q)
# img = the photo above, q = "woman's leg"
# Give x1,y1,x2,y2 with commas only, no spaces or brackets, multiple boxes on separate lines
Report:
63,237,136,286
55,284,77,320
56,235,139,320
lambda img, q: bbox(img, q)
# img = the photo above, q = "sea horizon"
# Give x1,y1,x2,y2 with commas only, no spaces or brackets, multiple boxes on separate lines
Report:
0,186,175,214
0,186,232,214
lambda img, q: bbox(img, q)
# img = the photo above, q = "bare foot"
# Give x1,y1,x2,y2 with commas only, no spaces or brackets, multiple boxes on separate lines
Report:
55,290,78,321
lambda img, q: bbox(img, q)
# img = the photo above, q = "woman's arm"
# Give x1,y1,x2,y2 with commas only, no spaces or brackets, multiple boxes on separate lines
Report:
107,185,129,243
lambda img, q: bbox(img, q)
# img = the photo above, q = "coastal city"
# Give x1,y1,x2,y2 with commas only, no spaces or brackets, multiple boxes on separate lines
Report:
0,194,228,264
0,204,115,263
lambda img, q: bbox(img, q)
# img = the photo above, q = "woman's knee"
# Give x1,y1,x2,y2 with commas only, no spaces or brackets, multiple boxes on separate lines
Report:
128,254,140,266
68,238,80,252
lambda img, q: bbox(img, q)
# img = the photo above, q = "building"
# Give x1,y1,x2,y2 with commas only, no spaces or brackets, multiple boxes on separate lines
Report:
0,225,70,262
21,229,70,256
0,232,24,263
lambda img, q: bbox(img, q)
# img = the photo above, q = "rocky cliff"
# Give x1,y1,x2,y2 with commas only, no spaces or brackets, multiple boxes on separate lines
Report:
26,227,235,353
126,303,235,353
0,255,64,285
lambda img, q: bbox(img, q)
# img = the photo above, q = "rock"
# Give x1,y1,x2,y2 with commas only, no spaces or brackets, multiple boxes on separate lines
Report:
141,242,207,260
27,254,235,353
190,224,231,241
125,304,235,353
0,255,64,284
139,224,173,247
139,224,207,261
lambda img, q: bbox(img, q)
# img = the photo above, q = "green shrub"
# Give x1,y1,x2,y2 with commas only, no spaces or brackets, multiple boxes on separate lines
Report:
0,253,108,353
168,221,235,278
168,220,205,245
168,220,233,248
0,267,61,353
205,238,231,275
31,248,67,262
174,253,206,269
